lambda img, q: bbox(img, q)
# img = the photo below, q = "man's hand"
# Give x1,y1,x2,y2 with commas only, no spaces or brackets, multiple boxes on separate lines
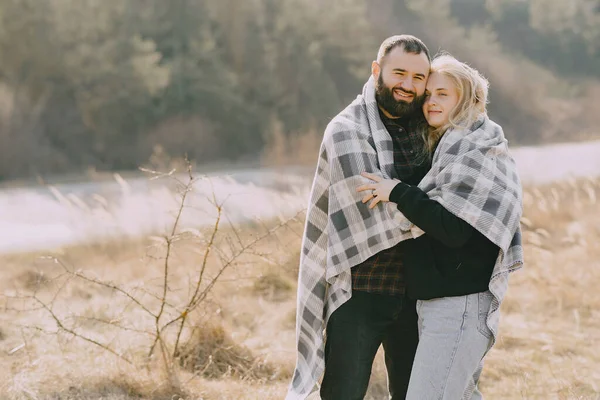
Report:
356,172,401,209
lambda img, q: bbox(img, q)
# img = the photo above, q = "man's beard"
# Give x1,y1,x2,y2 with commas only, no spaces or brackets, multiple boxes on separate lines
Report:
375,74,425,118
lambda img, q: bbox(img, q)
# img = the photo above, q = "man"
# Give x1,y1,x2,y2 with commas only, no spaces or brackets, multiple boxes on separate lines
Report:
287,35,432,400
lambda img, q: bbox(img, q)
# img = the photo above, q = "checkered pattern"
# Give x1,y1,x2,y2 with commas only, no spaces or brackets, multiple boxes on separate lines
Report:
350,250,406,296
286,76,415,400
388,116,524,358
351,113,429,296
388,117,428,180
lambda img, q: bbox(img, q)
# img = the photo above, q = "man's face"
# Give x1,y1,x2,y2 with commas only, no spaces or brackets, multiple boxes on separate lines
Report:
373,46,430,118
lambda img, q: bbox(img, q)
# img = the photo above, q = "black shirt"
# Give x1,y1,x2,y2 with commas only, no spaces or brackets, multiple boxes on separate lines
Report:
389,180,500,299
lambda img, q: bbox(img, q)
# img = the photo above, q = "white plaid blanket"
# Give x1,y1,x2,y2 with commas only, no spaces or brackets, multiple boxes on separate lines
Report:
286,77,524,400
390,116,524,342
286,76,414,399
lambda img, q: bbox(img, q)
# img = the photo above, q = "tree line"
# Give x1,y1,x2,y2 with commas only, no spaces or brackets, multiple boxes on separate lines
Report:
0,0,598,180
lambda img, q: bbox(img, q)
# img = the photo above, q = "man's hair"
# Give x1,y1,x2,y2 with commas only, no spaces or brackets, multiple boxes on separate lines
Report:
376,35,431,65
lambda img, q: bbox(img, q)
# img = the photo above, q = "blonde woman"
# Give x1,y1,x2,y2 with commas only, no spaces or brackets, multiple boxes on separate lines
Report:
357,54,523,399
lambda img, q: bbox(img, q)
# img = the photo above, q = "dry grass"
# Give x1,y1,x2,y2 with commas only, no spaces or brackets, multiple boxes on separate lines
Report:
1,178,600,399
176,322,284,381
477,178,600,400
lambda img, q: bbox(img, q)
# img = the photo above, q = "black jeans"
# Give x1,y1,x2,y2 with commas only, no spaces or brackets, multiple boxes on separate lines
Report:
320,290,418,400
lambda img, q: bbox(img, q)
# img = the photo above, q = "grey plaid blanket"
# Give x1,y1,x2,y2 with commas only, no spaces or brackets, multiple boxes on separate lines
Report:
389,115,523,338
286,77,524,400
286,76,414,400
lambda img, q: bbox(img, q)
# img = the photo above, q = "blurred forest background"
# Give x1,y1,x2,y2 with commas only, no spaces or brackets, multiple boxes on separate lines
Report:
0,0,599,181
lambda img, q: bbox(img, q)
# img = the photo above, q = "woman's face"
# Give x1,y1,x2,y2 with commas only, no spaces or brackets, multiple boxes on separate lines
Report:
423,72,460,128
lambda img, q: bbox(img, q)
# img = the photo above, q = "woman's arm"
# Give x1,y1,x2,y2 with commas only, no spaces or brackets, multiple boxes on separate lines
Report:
389,182,473,248
356,172,474,247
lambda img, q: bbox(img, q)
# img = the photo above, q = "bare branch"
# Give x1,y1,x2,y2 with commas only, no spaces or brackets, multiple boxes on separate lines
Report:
53,258,156,318
170,201,222,355
224,212,245,249
149,163,196,361
133,286,180,313
192,210,304,307
30,295,133,364
67,315,153,337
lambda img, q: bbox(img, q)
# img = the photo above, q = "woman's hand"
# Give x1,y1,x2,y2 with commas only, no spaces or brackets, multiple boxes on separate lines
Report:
356,172,401,209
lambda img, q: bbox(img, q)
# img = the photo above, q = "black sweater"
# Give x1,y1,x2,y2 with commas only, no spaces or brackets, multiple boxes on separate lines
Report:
390,182,499,300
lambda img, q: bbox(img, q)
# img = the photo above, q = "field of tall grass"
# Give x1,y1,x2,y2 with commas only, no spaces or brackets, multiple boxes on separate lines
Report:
0,176,599,400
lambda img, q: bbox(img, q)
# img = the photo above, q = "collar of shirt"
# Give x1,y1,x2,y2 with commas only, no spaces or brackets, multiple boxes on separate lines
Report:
377,107,411,135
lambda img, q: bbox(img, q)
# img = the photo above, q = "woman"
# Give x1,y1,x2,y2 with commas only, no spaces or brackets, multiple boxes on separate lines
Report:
357,54,524,399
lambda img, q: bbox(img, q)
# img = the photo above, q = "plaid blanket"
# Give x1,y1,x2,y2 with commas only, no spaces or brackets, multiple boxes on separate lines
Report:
286,76,414,400
389,116,524,340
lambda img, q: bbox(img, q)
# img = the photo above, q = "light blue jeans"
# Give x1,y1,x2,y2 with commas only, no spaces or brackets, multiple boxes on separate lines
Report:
405,291,494,400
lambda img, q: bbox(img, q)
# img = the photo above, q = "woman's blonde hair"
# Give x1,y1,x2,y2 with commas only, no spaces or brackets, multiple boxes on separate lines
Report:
424,54,490,154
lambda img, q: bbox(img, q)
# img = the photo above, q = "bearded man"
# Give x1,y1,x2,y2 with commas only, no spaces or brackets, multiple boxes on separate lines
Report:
287,35,432,400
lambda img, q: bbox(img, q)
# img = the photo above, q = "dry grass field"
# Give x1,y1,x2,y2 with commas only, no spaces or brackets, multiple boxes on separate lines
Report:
1,177,599,400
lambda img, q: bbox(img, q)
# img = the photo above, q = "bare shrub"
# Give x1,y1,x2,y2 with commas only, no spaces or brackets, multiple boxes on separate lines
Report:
4,162,303,393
